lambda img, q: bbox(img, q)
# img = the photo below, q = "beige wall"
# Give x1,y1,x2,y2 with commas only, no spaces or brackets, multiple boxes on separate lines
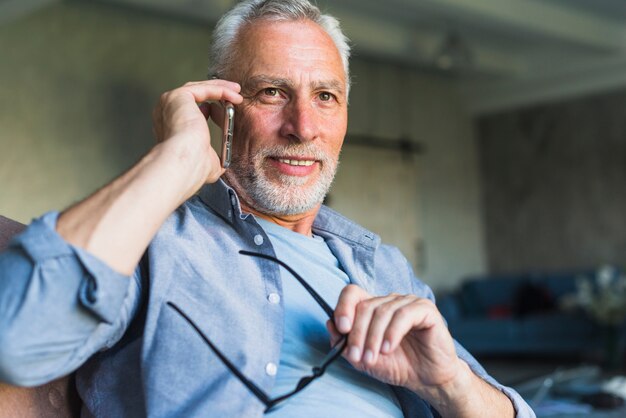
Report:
0,2,211,220
0,2,485,291
338,60,486,291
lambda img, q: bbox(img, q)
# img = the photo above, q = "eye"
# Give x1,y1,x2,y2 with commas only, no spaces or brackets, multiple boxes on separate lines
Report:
263,88,279,97
319,92,334,101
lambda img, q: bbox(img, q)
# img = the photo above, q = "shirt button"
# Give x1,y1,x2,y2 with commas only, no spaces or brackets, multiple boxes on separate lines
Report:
230,196,237,206
268,293,280,304
254,234,264,246
265,362,278,376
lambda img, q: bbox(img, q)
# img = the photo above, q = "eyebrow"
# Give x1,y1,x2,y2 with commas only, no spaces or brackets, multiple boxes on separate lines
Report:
311,80,345,96
243,75,293,92
243,75,345,96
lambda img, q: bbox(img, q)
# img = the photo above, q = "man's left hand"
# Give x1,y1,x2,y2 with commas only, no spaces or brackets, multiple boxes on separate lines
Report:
328,284,461,394
328,285,515,418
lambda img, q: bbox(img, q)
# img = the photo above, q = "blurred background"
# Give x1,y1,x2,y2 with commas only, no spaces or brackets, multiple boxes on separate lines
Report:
0,0,625,295
2,1,626,411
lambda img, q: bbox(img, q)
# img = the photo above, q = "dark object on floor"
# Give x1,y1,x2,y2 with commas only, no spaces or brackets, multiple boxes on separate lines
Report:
581,392,625,410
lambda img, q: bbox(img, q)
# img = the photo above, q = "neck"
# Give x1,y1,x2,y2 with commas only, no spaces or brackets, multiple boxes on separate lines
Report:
240,200,320,236
223,174,323,236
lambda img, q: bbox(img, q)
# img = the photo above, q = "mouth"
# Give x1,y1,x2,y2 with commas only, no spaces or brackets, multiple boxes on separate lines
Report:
276,158,316,167
268,156,320,176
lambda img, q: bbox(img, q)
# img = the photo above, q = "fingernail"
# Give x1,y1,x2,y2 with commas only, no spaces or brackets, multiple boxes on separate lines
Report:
363,349,374,364
348,345,361,362
338,316,351,333
381,340,391,353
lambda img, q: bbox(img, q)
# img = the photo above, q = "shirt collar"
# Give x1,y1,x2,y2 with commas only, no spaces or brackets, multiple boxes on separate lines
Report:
197,179,246,224
313,206,380,250
197,180,380,250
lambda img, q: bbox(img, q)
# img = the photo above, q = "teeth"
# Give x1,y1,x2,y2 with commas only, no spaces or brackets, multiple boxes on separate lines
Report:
278,158,315,166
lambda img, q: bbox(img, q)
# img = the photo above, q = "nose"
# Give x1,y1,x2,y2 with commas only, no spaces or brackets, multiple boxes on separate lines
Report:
279,98,320,143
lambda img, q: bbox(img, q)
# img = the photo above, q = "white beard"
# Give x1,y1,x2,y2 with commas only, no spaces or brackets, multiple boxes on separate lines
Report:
224,143,339,216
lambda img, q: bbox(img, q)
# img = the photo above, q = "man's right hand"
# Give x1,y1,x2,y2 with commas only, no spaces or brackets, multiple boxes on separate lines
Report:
152,80,243,198
56,80,242,275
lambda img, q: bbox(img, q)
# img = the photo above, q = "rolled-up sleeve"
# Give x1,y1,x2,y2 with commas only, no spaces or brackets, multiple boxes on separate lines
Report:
0,212,142,387
455,342,537,418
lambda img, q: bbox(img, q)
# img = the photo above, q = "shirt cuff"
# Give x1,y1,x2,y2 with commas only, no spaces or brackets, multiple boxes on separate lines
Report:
12,211,131,324
499,384,537,418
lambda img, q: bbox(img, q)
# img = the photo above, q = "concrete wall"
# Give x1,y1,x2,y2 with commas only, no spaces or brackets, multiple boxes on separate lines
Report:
0,2,485,291
0,2,211,219
478,89,626,273
336,60,486,290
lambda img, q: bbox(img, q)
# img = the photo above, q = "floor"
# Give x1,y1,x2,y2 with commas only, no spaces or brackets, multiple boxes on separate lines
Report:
478,356,626,417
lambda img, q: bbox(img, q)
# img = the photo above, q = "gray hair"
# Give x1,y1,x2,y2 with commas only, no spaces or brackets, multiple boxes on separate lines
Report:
209,0,351,95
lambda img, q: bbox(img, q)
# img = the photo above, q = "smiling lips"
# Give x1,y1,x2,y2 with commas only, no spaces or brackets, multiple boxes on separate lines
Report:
277,158,315,167
270,157,319,176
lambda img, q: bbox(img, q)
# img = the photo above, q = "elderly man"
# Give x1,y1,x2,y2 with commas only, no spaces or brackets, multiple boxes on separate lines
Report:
0,0,534,417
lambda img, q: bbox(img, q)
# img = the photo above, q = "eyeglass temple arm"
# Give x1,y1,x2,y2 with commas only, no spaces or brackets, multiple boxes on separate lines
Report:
166,301,273,408
239,250,335,318
264,337,348,412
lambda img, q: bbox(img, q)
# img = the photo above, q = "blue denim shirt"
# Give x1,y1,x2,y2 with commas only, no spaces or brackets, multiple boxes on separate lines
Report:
0,180,535,417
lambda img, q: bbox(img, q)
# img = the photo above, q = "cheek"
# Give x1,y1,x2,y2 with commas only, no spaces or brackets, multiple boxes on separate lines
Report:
323,117,347,157
233,108,281,154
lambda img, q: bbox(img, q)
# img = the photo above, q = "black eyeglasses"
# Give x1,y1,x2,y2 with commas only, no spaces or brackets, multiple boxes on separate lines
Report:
166,250,348,413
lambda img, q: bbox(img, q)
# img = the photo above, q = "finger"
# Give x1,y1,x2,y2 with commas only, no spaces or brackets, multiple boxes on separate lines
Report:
362,295,417,365
206,165,227,184
185,79,242,93
346,294,399,364
180,81,243,105
383,298,443,354
334,284,370,334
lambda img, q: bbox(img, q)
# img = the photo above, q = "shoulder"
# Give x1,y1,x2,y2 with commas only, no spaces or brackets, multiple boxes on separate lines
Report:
151,196,226,244
315,206,434,301
175,195,223,228
374,244,435,301
314,205,381,247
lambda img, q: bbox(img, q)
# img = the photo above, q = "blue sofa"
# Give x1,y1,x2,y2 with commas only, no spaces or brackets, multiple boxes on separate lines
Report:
437,271,604,357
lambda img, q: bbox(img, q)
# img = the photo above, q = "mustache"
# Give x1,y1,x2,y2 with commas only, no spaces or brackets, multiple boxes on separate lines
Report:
256,144,333,163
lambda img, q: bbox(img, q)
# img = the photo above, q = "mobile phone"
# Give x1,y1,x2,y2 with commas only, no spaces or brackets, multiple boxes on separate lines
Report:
221,102,235,168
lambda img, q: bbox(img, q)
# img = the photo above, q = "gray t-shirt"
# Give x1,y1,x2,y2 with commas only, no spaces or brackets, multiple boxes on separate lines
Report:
257,218,404,418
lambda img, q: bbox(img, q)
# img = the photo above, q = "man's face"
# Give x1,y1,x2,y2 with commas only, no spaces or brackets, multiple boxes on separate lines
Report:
223,19,348,216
